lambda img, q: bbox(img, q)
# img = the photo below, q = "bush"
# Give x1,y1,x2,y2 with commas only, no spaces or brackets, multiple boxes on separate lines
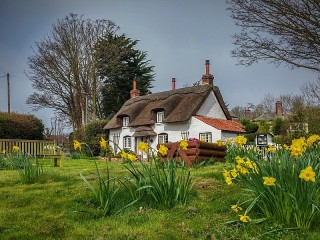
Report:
0,112,44,139
245,123,259,133
84,119,109,156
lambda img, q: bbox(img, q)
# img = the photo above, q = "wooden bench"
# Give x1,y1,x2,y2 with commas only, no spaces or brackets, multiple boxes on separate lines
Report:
0,139,64,167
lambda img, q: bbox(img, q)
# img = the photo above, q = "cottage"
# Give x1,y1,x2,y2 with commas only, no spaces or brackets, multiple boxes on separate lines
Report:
104,60,246,158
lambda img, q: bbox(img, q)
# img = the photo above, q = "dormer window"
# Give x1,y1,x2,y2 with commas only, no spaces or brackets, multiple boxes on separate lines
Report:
123,116,130,127
156,111,164,123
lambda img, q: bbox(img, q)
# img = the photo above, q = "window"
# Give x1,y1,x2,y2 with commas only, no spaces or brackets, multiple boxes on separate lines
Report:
181,131,189,140
199,132,212,142
123,136,132,149
156,111,164,123
112,133,120,152
158,133,168,144
123,116,130,127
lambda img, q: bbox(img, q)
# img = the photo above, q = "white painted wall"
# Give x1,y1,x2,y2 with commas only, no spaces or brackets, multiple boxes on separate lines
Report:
189,117,221,142
196,92,226,119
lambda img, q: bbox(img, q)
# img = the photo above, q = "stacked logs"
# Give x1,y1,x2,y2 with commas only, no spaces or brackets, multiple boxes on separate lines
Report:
157,140,226,167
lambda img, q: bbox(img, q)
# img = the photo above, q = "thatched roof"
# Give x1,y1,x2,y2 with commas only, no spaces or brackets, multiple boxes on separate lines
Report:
104,84,231,129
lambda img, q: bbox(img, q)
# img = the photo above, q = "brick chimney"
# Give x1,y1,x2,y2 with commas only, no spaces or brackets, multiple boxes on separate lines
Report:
201,60,214,85
276,100,283,116
244,108,251,119
130,78,140,99
172,78,176,90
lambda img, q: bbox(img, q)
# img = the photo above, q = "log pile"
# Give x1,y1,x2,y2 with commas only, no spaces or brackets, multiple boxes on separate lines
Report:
157,140,226,167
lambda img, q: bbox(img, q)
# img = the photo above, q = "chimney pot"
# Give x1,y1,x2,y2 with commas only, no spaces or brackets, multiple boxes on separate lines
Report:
205,60,210,75
202,60,214,85
276,100,283,116
172,78,176,90
130,78,140,99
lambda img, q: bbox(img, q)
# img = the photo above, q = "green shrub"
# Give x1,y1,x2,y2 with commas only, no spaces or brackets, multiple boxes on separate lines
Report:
245,123,259,133
0,112,44,139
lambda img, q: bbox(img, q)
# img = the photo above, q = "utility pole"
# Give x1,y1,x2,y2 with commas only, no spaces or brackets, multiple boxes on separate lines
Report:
6,73,10,114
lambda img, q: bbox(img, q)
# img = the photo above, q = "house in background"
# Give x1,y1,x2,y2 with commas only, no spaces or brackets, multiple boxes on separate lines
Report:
104,60,246,158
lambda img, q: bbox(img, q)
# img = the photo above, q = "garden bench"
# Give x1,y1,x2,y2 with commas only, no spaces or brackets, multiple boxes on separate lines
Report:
0,139,64,167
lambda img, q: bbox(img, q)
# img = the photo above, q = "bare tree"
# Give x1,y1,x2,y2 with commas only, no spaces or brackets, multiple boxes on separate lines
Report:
300,77,320,106
27,13,118,130
227,0,320,72
230,105,246,119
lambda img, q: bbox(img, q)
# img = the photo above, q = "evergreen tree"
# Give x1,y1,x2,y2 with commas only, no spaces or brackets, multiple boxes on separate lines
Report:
95,33,154,117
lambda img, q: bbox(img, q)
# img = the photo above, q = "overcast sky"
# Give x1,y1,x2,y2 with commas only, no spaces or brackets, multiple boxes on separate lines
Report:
0,0,318,130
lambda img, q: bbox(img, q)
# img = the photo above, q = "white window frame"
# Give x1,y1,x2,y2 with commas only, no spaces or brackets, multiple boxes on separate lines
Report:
123,116,130,127
181,131,189,140
199,132,212,142
123,136,132,149
158,133,168,144
156,111,164,123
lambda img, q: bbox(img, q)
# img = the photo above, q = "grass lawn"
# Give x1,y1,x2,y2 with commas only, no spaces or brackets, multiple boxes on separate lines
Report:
0,158,319,240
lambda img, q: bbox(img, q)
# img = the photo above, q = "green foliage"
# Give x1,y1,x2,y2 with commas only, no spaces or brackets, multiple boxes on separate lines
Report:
83,119,109,156
245,123,259,133
304,106,320,135
224,139,320,229
80,160,121,217
0,112,44,139
96,33,154,117
125,157,194,208
244,133,256,143
272,118,284,135
1,159,320,239
257,120,272,133
1,151,29,169
240,118,251,126
18,156,44,184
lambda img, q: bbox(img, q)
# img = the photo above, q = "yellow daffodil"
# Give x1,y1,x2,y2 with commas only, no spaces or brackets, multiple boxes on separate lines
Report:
120,151,128,159
158,144,168,156
223,169,231,178
180,140,188,150
225,138,232,145
239,214,251,223
307,135,320,146
234,136,247,146
267,145,277,153
99,137,107,150
245,159,254,169
12,146,19,152
299,166,316,182
127,153,137,161
138,142,149,153
290,137,306,157
235,156,244,165
263,176,276,186
73,140,81,151
231,204,242,213
230,168,238,178
216,140,224,146
225,176,233,185
1,149,6,154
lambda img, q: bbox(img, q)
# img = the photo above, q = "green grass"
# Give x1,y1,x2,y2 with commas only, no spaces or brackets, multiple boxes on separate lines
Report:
0,159,319,240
